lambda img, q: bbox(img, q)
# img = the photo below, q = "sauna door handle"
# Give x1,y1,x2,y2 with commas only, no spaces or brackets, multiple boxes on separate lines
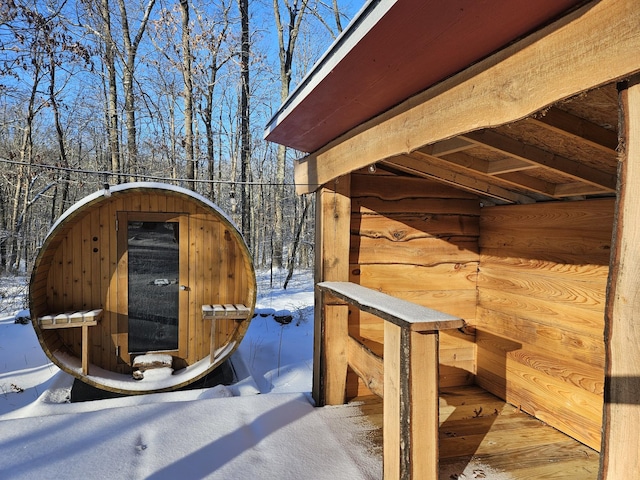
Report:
180,285,189,291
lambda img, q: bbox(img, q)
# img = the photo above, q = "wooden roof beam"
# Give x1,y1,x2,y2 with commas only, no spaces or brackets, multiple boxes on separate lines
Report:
553,182,613,197
492,172,557,197
433,149,610,198
440,151,536,175
432,151,556,198
527,107,619,154
460,130,617,192
421,137,475,157
384,153,536,204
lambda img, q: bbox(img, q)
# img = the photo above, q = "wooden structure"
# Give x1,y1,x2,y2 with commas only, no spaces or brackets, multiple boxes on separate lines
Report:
29,182,256,394
265,0,640,477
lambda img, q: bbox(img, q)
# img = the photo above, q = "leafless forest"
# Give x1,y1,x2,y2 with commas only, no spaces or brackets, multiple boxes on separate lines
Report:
0,0,353,277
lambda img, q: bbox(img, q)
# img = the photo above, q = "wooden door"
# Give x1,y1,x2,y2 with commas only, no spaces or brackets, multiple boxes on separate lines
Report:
117,212,189,364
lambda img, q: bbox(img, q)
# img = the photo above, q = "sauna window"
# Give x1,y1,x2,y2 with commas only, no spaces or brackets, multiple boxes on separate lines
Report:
117,212,188,360
127,221,180,353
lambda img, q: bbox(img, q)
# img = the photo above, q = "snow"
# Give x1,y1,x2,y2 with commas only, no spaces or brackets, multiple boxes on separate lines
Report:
0,270,382,479
132,354,174,367
318,281,461,324
47,182,241,241
0,270,513,480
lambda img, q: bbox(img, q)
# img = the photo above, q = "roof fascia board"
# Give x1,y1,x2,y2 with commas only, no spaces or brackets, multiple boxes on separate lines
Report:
263,0,396,140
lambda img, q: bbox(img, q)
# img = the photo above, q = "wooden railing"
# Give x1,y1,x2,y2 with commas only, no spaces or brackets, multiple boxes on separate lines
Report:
317,282,465,480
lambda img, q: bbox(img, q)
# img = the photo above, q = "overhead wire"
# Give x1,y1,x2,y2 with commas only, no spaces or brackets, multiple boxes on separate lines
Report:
0,157,303,187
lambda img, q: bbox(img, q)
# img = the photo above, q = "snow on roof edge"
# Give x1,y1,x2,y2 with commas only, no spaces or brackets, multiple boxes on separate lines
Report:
45,182,241,242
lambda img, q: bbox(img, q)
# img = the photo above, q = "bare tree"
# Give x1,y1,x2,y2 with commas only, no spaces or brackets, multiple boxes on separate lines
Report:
272,0,310,268
115,0,156,179
179,0,195,182
238,0,250,245
192,0,232,201
100,0,121,181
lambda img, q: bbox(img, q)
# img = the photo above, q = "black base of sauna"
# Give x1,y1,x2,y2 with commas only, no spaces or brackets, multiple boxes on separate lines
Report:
70,359,236,402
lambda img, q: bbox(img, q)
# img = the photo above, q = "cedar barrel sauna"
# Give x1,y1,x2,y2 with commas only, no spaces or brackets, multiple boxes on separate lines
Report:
29,182,256,394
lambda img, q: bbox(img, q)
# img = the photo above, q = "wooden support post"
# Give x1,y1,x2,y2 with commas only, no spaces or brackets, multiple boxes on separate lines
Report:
323,301,349,405
81,324,90,375
408,330,439,480
318,282,462,480
313,176,351,406
600,76,640,479
209,317,218,363
384,323,439,480
384,322,402,479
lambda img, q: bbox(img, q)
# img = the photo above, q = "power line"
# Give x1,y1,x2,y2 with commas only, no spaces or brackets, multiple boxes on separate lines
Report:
0,157,300,187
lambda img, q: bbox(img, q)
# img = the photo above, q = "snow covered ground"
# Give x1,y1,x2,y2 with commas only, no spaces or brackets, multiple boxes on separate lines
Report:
0,270,381,480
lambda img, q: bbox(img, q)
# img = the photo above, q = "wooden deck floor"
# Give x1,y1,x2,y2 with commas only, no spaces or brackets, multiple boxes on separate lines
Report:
349,385,600,479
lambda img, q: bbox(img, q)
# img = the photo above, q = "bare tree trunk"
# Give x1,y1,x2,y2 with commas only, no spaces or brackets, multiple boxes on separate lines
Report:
283,194,310,289
331,0,343,33
116,0,156,180
0,188,7,271
100,0,121,182
9,61,41,272
272,0,309,268
238,0,251,247
49,51,70,218
217,106,223,201
180,0,195,185
199,6,231,200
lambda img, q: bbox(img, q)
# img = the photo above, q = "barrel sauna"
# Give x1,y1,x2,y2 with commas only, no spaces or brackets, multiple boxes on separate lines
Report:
29,182,256,394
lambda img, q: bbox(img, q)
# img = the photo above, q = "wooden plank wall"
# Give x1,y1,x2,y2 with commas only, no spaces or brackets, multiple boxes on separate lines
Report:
476,198,613,450
349,171,479,389
37,190,253,374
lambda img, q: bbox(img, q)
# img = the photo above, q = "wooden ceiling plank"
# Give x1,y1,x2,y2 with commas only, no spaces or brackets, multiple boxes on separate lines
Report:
460,130,617,191
441,151,536,175
435,151,491,173
385,153,535,204
421,138,475,157
421,150,555,198
527,107,619,153
485,157,537,175
493,172,557,197
553,182,611,197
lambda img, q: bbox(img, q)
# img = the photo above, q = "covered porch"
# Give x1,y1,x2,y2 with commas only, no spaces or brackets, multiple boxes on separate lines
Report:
265,0,640,478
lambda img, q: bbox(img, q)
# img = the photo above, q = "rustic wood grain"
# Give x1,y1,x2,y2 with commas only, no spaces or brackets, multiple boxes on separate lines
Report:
313,176,351,406
600,78,640,479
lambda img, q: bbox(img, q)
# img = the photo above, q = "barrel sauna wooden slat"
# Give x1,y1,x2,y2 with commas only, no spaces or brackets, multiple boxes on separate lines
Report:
29,183,256,394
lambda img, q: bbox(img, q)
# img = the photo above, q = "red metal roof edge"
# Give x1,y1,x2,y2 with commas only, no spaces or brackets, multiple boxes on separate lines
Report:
264,0,590,154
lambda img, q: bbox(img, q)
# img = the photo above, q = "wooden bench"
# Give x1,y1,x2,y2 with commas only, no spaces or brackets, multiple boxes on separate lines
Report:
317,282,465,480
38,309,103,375
202,304,252,361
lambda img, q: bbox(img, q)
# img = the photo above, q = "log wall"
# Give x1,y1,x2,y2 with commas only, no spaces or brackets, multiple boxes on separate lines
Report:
349,171,479,388
476,198,613,450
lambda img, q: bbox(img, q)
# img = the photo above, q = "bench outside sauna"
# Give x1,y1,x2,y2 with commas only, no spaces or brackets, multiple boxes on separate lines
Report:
29,182,256,394
265,0,640,477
